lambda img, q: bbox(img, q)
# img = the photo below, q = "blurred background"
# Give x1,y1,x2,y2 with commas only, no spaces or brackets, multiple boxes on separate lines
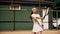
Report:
0,0,60,31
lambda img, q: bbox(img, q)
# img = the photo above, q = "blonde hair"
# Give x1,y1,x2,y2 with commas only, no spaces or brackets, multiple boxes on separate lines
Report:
32,7,36,10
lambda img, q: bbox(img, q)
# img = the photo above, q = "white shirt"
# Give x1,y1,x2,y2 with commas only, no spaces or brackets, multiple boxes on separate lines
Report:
31,14,42,25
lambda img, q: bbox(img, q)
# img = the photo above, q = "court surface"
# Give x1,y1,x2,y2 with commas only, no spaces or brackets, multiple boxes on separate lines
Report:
0,30,60,34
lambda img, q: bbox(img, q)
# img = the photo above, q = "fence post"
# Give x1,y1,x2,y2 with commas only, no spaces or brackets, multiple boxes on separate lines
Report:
48,9,53,30
56,11,58,30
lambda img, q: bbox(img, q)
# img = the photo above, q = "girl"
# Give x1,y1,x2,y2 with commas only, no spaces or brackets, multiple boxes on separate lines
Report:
31,7,47,34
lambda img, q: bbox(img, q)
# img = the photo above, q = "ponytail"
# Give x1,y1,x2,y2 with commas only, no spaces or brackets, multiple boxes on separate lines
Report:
30,12,33,20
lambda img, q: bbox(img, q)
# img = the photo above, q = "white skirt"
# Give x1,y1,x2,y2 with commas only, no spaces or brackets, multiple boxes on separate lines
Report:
32,23,43,32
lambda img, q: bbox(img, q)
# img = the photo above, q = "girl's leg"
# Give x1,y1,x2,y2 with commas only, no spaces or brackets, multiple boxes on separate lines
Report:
32,32,36,34
36,32,39,34
34,32,36,34
39,31,42,34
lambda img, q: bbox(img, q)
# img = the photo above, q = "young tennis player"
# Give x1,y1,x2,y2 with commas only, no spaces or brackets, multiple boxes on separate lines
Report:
31,7,48,34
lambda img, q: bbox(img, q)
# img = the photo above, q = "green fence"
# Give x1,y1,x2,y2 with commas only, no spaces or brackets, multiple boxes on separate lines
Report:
0,4,60,31
0,5,41,31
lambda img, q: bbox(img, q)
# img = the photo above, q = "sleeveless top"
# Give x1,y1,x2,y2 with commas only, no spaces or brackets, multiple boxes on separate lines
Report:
31,14,42,25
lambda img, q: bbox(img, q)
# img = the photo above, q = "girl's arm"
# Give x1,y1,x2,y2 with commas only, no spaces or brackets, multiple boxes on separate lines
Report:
36,14,48,20
31,17,38,22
